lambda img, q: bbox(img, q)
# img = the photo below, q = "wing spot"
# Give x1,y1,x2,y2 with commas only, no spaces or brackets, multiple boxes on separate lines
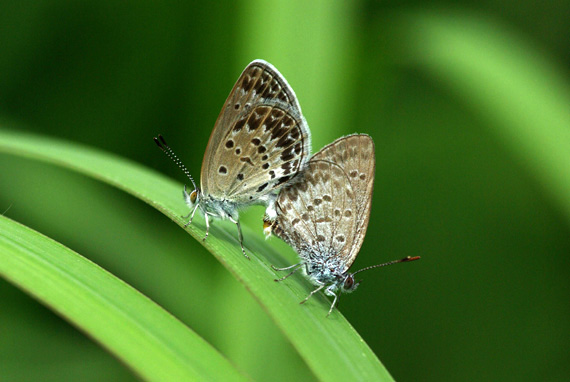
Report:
302,213,310,221
257,183,269,192
334,209,341,217
234,103,240,110
323,195,332,202
344,210,352,218
237,173,244,181
242,75,254,92
233,118,246,132
292,218,300,225
307,205,314,212
281,161,292,175
360,173,366,180
248,109,266,132
271,125,289,141
291,128,300,140
258,146,267,154
291,159,299,171
294,142,302,155
314,198,323,206
287,191,298,202
349,170,358,178
280,147,295,161
276,134,294,148
235,148,242,155
251,138,261,146
240,157,254,166
276,175,291,186
225,140,234,149
218,166,227,174
262,163,269,170
269,170,276,179
335,235,345,243
316,235,326,242
262,154,269,161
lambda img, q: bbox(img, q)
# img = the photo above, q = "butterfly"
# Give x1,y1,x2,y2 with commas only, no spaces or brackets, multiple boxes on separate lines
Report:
264,134,420,315
155,60,311,258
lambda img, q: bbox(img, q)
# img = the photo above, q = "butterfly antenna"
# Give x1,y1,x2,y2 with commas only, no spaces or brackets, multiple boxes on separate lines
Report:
352,256,421,276
154,134,197,190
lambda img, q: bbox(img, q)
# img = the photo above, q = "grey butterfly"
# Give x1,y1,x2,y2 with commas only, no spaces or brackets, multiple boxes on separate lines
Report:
155,60,311,258
264,134,419,315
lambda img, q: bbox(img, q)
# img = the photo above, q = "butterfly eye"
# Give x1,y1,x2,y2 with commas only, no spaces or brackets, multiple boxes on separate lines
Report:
344,275,354,290
190,190,198,204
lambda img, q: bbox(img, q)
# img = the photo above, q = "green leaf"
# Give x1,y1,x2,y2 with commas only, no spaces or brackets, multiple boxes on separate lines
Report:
0,129,392,381
0,214,248,381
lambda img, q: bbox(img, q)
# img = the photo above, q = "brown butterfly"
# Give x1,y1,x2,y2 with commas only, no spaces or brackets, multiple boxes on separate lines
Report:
155,60,311,258
264,134,419,315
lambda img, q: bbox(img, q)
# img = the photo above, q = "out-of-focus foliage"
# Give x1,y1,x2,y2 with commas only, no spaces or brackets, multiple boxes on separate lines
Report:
0,1,568,381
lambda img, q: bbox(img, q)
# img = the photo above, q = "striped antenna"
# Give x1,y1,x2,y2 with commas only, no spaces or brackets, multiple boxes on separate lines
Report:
352,256,421,276
153,134,197,190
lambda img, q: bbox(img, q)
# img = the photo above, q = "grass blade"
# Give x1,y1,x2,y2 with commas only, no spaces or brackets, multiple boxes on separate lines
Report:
0,214,249,381
0,129,392,381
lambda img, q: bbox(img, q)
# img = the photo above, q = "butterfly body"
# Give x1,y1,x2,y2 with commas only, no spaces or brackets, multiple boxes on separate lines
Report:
184,185,274,234
184,187,240,222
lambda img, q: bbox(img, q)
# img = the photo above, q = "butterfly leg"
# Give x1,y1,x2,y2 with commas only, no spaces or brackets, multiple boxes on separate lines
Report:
272,263,303,282
228,216,249,260
183,203,200,228
324,286,339,317
300,284,325,305
202,212,211,241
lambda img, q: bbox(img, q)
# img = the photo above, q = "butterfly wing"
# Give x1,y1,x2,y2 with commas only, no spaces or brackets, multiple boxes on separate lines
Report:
272,158,356,266
310,134,375,271
273,134,375,271
201,60,311,204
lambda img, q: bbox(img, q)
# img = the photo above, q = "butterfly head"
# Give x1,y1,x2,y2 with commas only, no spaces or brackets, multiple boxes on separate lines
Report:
340,273,360,294
183,184,201,209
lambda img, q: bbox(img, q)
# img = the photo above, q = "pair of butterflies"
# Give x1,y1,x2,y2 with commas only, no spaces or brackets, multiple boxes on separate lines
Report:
155,60,419,316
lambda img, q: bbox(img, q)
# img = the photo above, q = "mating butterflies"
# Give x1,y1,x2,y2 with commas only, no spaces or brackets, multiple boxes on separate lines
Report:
264,134,419,315
155,60,311,258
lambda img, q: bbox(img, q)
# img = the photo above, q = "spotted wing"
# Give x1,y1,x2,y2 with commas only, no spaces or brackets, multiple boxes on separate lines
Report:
201,60,311,204
310,134,375,271
272,158,357,267
273,134,375,271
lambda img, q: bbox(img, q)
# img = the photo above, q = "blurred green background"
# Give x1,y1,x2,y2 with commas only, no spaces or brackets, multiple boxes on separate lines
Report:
1,1,569,381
